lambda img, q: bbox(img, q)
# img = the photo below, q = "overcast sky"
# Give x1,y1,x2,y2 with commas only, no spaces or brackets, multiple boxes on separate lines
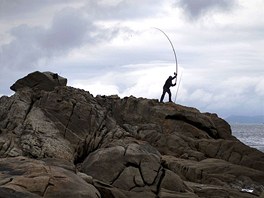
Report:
0,0,263,118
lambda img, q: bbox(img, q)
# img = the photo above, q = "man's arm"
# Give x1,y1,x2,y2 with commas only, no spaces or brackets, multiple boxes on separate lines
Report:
172,73,177,80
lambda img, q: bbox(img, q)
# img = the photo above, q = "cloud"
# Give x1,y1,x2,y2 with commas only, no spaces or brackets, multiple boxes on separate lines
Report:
74,81,120,96
40,8,92,51
0,0,80,19
179,75,264,116
255,79,264,97
0,7,123,70
82,0,164,20
0,0,163,72
0,0,165,95
175,0,236,19
70,63,174,99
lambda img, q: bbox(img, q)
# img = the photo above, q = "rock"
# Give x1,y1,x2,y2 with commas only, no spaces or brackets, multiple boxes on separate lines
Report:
10,71,67,92
0,156,100,198
81,146,126,183
140,154,161,185
162,155,264,196
112,166,143,190
93,180,128,198
186,181,259,198
94,179,156,198
0,71,263,197
81,143,163,192
160,169,187,192
77,172,93,184
0,187,40,198
205,113,234,140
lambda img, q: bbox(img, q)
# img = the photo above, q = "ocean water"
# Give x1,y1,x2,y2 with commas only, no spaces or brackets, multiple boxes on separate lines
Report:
231,124,264,153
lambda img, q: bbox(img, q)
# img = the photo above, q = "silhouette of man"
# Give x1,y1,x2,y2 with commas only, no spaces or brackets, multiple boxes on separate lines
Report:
160,73,177,102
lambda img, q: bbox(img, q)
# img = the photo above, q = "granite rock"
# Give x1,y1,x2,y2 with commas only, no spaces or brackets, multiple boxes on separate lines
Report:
0,72,263,197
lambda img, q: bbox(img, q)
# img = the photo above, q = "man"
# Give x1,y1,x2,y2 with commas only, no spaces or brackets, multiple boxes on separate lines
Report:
160,73,177,102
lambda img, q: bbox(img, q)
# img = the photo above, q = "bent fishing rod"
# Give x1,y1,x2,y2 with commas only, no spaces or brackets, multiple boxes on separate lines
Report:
153,27,179,103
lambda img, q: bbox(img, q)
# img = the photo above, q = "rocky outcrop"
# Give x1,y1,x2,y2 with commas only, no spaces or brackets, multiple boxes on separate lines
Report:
10,71,67,92
0,71,263,197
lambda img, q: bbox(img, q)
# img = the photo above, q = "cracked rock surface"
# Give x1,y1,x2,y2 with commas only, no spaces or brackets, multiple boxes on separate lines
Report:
0,71,263,197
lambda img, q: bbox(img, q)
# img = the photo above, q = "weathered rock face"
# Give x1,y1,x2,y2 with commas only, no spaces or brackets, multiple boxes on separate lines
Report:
10,71,67,92
0,72,263,198
0,156,100,198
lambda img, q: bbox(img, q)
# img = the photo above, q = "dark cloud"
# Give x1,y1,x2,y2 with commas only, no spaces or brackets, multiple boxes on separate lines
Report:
0,0,162,71
40,8,91,51
175,0,236,19
1,10,83,69
0,0,163,21
1,25,42,69
0,0,77,19
82,0,163,20
0,7,123,70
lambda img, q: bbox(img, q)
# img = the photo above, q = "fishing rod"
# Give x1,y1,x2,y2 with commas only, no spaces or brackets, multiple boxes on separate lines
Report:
174,71,183,103
153,27,179,103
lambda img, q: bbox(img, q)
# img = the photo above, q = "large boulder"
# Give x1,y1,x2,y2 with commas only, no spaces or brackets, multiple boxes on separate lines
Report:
81,143,194,197
10,71,67,92
0,156,100,198
81,143,162,189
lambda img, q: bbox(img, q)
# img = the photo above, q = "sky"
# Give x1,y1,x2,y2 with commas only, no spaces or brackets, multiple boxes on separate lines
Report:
0,0,263,118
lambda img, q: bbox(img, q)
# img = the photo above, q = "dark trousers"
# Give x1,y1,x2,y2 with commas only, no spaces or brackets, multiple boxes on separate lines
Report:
160,87,172,102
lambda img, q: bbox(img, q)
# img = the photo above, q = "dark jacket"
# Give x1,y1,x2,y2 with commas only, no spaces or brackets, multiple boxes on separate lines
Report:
163,75,176,89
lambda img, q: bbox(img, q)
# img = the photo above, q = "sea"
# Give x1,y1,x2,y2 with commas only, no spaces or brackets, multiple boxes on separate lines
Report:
231,123,264,153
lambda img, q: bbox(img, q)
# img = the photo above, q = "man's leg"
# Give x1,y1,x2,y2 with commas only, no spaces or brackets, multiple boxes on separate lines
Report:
160,89,166,102
168,89,172,102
